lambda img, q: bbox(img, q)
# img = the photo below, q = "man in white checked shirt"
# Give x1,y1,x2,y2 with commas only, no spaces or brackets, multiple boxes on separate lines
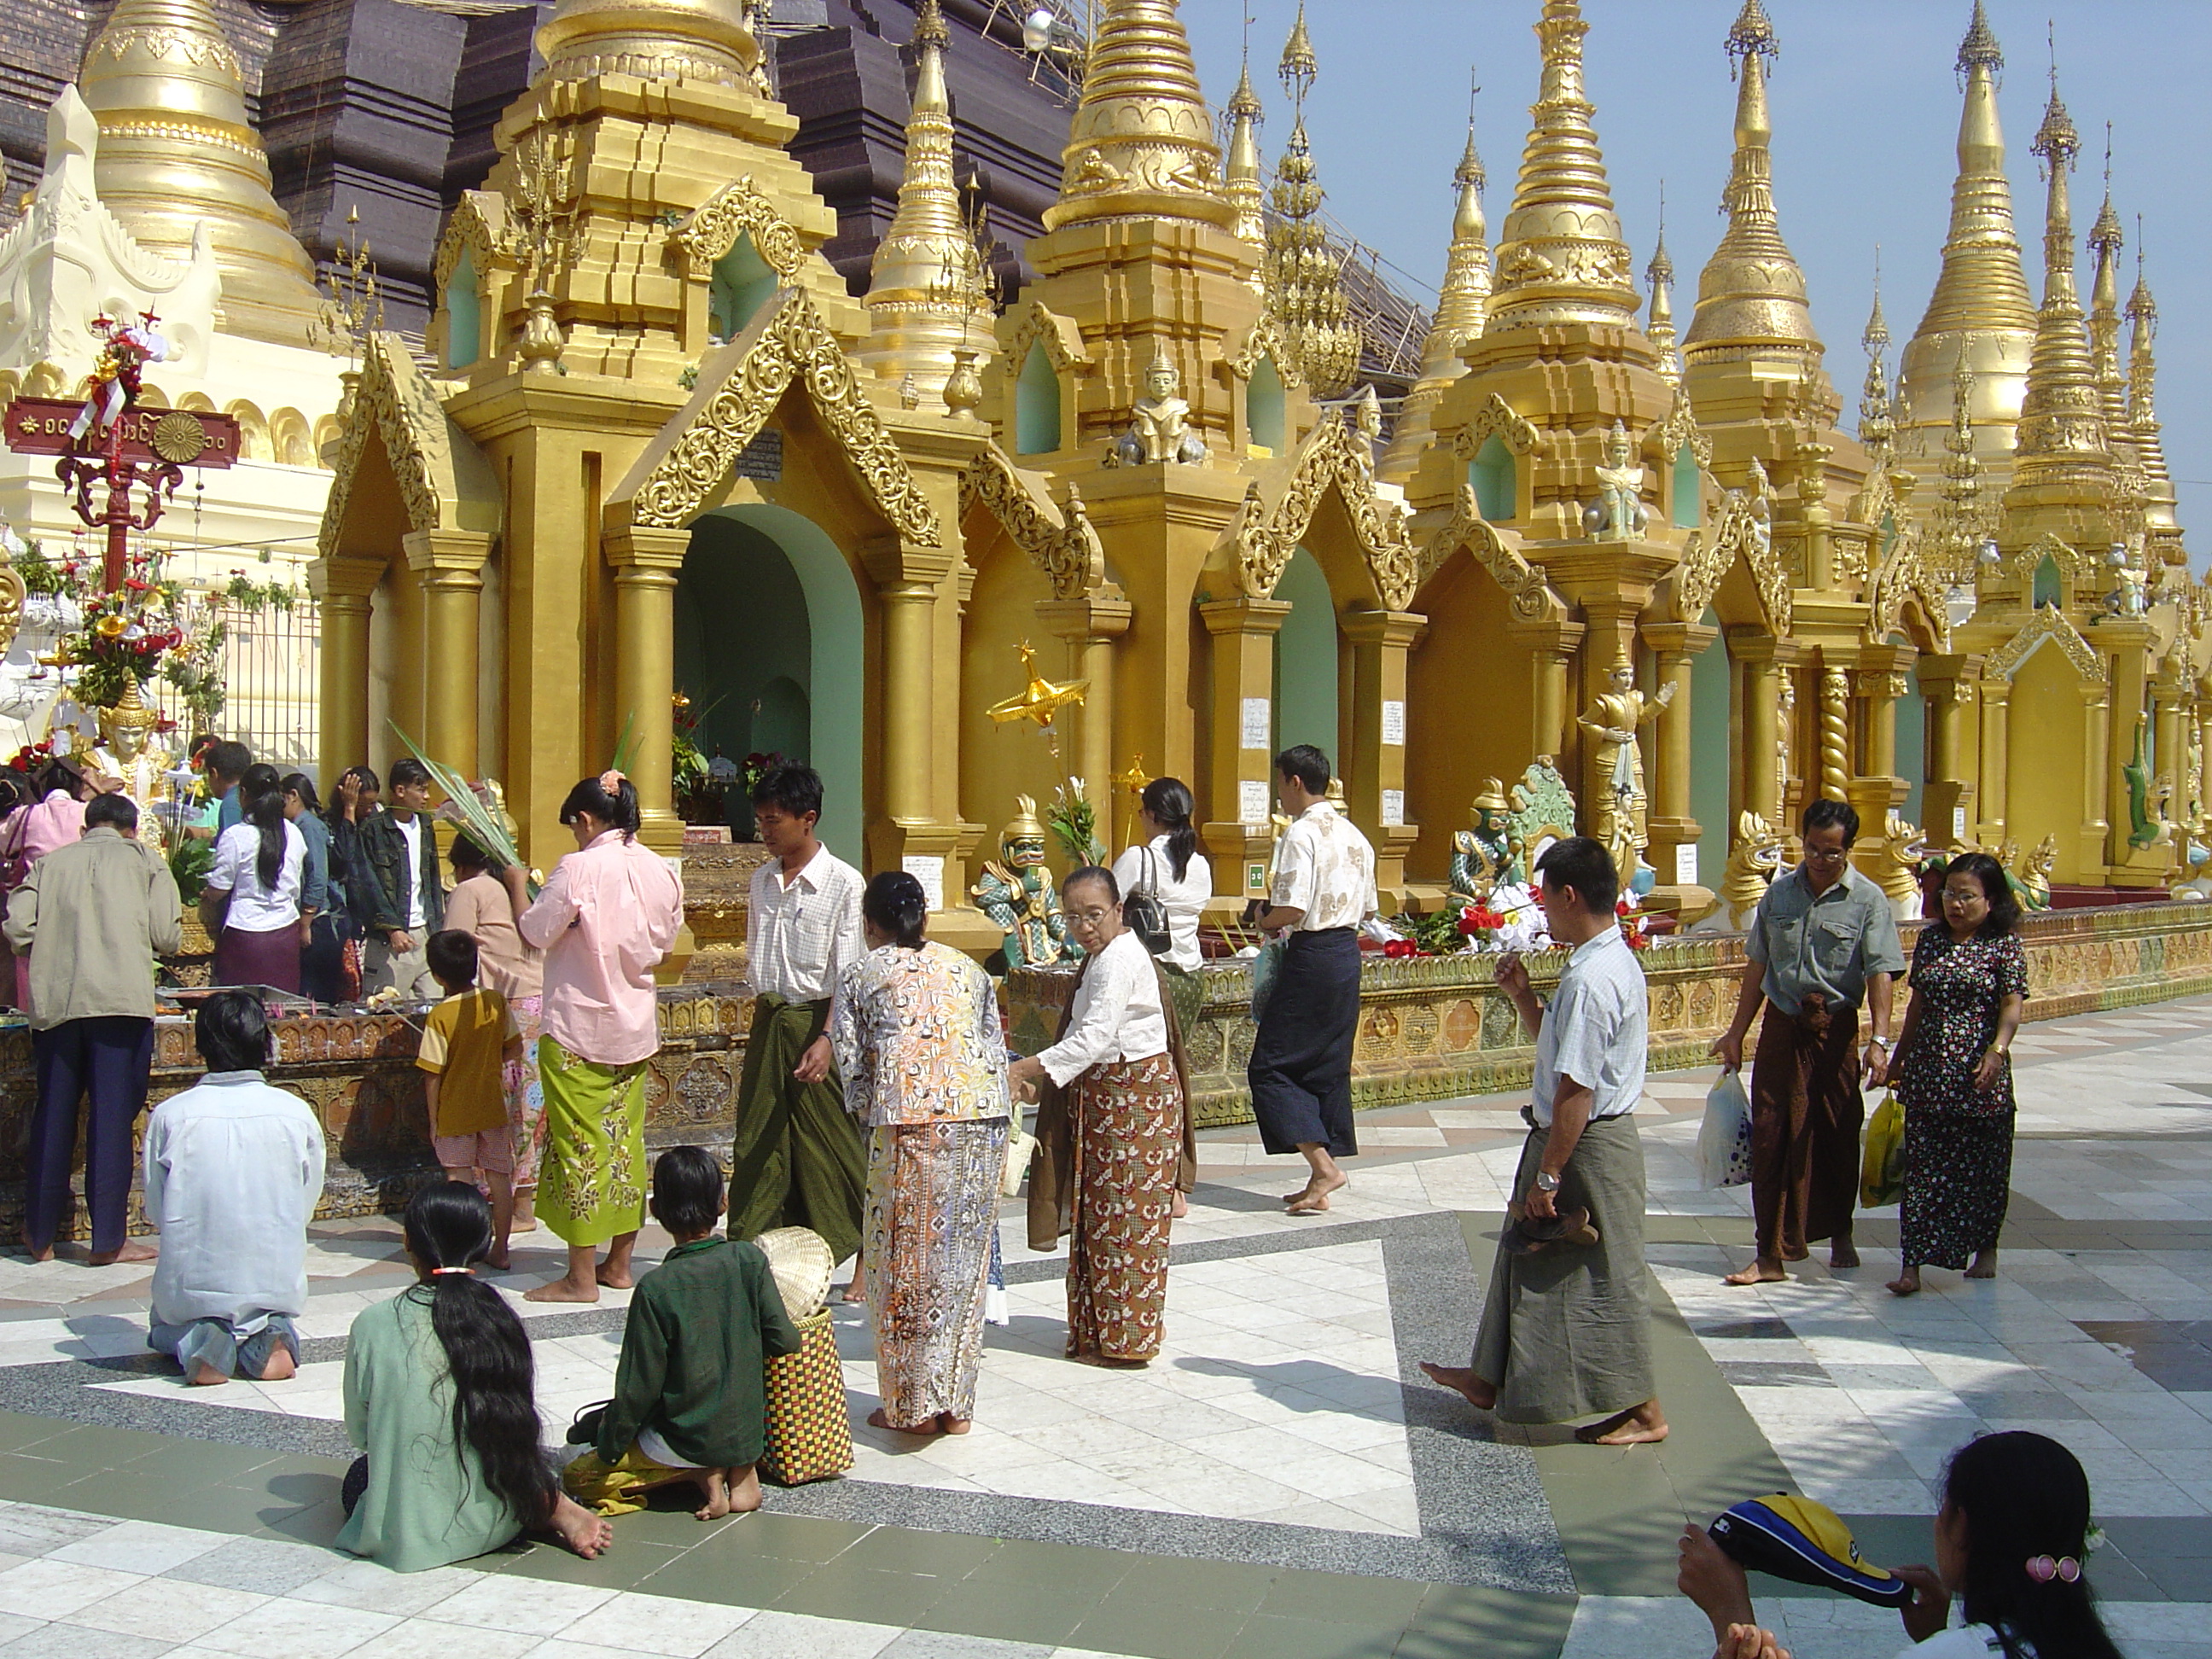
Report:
725,763,870,1269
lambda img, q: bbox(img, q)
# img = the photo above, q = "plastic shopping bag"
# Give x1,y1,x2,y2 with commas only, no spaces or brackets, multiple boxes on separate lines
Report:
1860,1091,1905,1208
1697,1069,1755,1189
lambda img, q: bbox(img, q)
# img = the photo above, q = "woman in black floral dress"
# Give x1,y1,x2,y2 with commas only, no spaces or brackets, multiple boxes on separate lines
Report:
1886,852,2028,1296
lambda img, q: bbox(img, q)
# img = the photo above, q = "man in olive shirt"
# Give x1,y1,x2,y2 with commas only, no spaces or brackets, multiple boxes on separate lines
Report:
1712,799,1905,1284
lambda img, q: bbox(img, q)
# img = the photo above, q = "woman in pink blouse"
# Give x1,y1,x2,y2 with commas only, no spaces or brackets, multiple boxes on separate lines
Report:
499,772,683,1303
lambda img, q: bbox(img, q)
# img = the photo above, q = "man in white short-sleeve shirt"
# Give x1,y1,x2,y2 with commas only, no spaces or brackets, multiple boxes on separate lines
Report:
1422,835,1665,1446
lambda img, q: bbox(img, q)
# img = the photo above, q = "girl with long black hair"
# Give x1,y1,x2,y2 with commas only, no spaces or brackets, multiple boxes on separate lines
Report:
204,761,307,992
1680,1429,2122,1659
337,1181,611,1570
1108,776,1208,1217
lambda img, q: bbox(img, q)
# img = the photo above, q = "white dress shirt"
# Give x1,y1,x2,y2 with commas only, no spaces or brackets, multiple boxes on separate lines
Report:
1035,928,1168,1087
1111,836,1214,971
747,843,866,1003
144,1071,326,1333
207,820,308,932
394,814,426,928
1530,926,1647,1128
1272,800,1377,930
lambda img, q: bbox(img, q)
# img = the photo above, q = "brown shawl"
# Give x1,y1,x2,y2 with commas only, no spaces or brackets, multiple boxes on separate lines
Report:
1025,951,1199,1251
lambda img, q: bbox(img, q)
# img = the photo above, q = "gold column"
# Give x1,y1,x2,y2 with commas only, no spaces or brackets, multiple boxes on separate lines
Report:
602,524,690,855
1641,619,1717,887
1339,608,1426,904
2081,678,2112,882
1818,662,1852,802
1038,594,1135,830
2102,622,2151,870
2154,672,2186,826
405,531,492,779
1518,620,1586,769
1976,676,2011,847
311,559,378,790
1199,597,1291,901
1916,653,1982,848
2196,687,2212,836
1726,632,1797,828
879,581,938,831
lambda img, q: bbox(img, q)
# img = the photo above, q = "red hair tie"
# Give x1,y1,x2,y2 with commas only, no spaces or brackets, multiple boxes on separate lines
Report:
2025,1555,2081,1584
599,769,626,795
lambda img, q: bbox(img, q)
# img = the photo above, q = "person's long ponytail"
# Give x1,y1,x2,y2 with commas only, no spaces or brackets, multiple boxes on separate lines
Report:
1141,777,1198,883
1945,1432,2122,1659
402,1183,554,1528
238,763,287,893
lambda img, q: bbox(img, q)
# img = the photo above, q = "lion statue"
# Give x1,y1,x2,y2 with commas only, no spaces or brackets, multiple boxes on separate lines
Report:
1686,811,1784,934
2007,833,2057,912
1877,811,1929,923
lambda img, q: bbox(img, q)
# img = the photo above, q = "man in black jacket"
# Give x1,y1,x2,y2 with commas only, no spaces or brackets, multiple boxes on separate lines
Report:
358,758,443,999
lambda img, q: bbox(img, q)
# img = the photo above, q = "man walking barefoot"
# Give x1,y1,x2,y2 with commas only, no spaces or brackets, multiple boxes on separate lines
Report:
1422,837,1666,1447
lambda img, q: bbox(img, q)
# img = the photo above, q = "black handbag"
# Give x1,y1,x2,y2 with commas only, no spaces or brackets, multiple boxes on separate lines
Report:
1124,847,1174,958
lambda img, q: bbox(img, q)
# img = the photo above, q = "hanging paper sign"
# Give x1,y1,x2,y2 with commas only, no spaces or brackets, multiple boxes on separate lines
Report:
1381,701,1406,746
1675,843,1699,886
1240,697,1272,751
901,854,944,911
1382,789,1405,827
1239,777,1270,825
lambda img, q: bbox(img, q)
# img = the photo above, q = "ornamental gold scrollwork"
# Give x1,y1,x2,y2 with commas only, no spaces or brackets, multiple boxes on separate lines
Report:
1449,392,1542,460
628,288,941,544
958,445,1105,601
317,333,457,561
1224,407,1417,610
91,26,242,77
1674,464,1790,632
1644,387,1713,472
1221,313,1308,387
1417,486,1568,625
667,178,810,282
433,190,514,290
1985,607,2106,684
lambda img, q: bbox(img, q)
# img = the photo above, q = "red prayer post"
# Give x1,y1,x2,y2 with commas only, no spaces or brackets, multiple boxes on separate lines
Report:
3,397,241,591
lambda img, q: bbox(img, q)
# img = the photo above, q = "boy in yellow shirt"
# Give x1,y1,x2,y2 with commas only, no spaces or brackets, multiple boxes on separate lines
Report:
418,930,524,1266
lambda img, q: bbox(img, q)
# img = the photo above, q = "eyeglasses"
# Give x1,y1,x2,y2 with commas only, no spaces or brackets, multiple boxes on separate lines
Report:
1067,905,1116,926
1803,847,1849,864
1941,888,1988,905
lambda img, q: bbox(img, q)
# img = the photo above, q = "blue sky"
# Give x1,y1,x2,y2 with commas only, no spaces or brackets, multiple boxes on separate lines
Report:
1173,0,2210,556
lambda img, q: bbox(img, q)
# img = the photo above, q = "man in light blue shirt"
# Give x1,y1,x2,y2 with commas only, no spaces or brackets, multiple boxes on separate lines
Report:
1422,836,1664,1446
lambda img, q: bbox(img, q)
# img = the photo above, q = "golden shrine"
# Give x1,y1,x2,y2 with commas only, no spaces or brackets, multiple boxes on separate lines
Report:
311,0,2207,947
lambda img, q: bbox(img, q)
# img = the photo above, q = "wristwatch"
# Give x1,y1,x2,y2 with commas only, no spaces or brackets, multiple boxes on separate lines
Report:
1534,1170,1563,1194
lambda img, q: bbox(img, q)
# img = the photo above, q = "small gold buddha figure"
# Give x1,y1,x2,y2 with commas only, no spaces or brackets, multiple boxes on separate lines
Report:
1109,348,1208,467
89,679,172,853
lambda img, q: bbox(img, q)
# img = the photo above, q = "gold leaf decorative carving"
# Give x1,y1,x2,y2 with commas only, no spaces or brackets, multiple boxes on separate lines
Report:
317,334,502,562
667,179,809,281
1986,606,2106,684
1224,407,1417,611
1417,487,1567,624
1448,392,1543,460
958,445,1104,601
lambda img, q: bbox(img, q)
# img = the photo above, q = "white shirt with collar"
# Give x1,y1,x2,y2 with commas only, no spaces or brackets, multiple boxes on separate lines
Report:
1111,835,1213,971
1035,928,1168,1087
394,813,426,929
746,842,866,1004
1272,800,1377,931
1530,926,1648,1128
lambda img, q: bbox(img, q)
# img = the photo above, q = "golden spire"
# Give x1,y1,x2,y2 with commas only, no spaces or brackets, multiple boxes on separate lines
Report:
2085,129,2129,446
535,0,760,87
1224,59,1266,250
2010,65,2109,470
1859,259,1895,458
1644,188,1679,386
1486,0,1638,331
1682,0,1821,366
1896,3,2037,446
2126,236,2178,539
1264,13,1358,398
1936,349,1989,579
859,0,997,402
1044,0,1233,235
1380,107,1493,480
75,0,323,349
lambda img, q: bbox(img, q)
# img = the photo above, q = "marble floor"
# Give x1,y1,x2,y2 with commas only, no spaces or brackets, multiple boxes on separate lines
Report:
0,996,2205,1655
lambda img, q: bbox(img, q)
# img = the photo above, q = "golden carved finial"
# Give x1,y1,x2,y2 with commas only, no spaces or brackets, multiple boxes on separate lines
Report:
1380,86,1493,480
2125,228,2180,548
1897,2,2037,457
1278,3,1317,103
2086,125,2129,443
1936,345,1989,580
1264,108,1358,398
1683,0,1822,365
2010,60,2110,472
1224,59,1266,249
987,641,1089,731
1486,0,1639,330
858,0,998,404
535,0,762,89
1859,253,1894,457
1044,0,1232,235
77,0,324,348
1644,183,1679,386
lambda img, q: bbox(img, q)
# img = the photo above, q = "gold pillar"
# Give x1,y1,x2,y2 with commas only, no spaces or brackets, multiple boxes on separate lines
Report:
1199,597,1290,900
1916,654,1982,848
2101,622,2151,872
1727,632,1798,827
311,559,377,790
1976,676,2011,847
1518,620,1585,769
879,580,937,831
1038,592,1135,830
1339,608,1426,904
2153,673,2186,825
2081,678,2112,882
602,524,690,854
405,530,492,780
1817,661,1852,803
2196,687,2212,835
1641,619,1717,889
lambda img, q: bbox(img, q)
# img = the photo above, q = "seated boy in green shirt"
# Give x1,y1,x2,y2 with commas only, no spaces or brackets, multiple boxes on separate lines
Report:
564,1145,805,1520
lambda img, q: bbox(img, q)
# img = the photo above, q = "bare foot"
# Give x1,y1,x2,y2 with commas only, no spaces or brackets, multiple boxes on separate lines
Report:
1418,1362,1498,1411
1576,1400,1669,1446
18,1234,51,1264
187,1358,229,1387
692,1468,731,1522
1171,1190,1189,1220
526,1276,600,1304
841,1280,868,1304
1965,1250,1998,1281
593,1266,634,1291
868,1407,941,1435
938,1414,972,1435
1887,1268,1923,1297
89,1240,158,1266
1829,1239,1861,1270
486,1249,512,1272
548,1493,613,1558
1286,1172,1348,1214
1722,1258,1787,1286
726,1464,763,1514
255,1344,298,1382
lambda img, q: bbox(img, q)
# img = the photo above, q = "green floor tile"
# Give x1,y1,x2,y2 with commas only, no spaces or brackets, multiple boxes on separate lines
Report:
160,1476,311,1536
13,1422,168,1470
1105,1554,1279,1612
258,1496,349,1548
48,1464,201,1524
1064,1596,1251,1659
772,1563,952,1624
0,1452,114,1505
964,1536,1136,1597
0,1413,74,1455
834,1523,1001,1579
492,1537,686,1591
724,1509,872,1562
637,1544,818,1607
911,1577,1097,1646
113,1437,283,1487
1219,1612,1406,1659
1254,1569,1429,1627
1400,1586,1575,1659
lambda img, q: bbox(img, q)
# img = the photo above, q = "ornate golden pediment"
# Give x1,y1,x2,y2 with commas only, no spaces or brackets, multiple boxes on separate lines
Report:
1986,606,2105,684
433,190,515,290
958,445,1106,601
1448,392,1542,460
2009,529,2094,584
999,300,1092,376
1220,314,1307,387
1672,469,1789,632
614,287,940,542
1643,387,1712,470
317,332,501,562
667,178,810,281
1220,408,1417,610
1416,486,1566,624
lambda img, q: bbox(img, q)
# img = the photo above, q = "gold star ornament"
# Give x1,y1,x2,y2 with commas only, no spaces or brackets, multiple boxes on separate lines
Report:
987,641,1087,730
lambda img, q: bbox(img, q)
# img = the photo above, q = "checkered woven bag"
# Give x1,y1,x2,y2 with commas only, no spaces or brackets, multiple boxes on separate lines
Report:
759,1308,853,1486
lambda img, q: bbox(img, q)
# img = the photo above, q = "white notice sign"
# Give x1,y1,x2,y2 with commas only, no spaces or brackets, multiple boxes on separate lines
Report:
1675,843,1699,886
901,854,945,911
1381,700,1406,746
1240,778,1271,825
1382,789,1405,827
1240,697,1272,751
1952,806,1967,841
